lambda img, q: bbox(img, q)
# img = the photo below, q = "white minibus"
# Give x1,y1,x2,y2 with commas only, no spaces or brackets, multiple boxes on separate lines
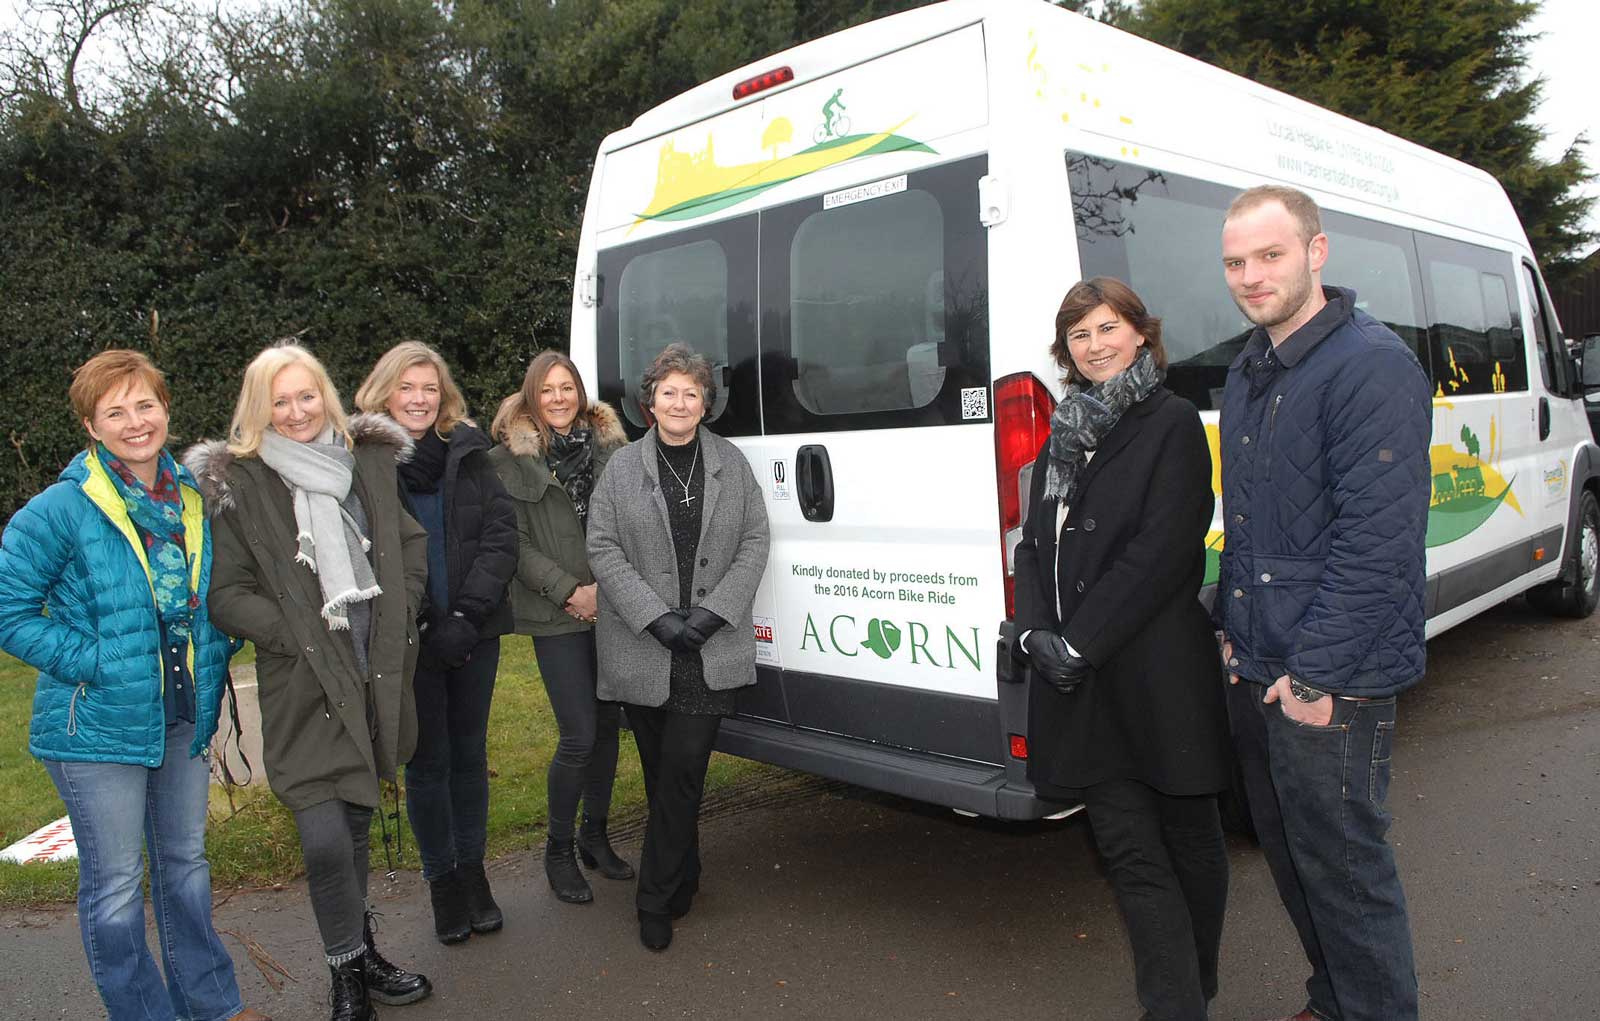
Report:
568,0,1600,820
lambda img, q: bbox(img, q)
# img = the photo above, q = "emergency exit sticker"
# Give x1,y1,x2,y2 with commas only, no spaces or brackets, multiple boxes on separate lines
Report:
823,174,907,210
769,459,792,501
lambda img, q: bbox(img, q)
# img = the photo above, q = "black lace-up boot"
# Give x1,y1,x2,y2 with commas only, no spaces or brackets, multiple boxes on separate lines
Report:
328,957,375,1021
361,912,433,1005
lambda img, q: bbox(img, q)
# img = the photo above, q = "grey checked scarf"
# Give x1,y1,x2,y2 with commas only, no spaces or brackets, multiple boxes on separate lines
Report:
258,424,382,630
1044,347,1165,505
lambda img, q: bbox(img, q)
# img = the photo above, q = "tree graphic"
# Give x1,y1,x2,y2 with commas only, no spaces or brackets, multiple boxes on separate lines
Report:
762,117,792,161
1460,424,1480,461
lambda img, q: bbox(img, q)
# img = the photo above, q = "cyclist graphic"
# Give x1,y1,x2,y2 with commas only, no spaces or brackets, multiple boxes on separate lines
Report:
816,89,850,143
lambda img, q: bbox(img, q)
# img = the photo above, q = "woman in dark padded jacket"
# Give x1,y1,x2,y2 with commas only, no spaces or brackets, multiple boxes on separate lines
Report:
355,342,517,946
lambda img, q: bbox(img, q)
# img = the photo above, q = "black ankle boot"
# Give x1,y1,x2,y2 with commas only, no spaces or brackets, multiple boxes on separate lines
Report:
576,818,636,880
544,836,593,904
427,869,471,945
362,912,433,1005
328,957,375,1021
459,861,503,933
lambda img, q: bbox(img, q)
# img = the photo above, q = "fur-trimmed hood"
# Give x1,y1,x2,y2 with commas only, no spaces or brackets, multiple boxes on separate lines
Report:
182,412,415,516
493,400,626,459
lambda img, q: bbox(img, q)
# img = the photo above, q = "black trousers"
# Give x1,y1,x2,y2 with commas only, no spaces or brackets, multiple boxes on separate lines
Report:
531,632,621,839
1082,779,1229,1021
405,637,498,881
627,705,721,918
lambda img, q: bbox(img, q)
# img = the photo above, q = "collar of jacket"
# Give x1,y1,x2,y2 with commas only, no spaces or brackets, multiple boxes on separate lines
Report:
65,448,208,666
1072,387,1168,494
494,402,625,502
1240,285,1355,372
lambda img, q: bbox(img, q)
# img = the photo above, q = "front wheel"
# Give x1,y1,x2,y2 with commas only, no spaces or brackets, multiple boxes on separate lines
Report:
1528,487,1600,618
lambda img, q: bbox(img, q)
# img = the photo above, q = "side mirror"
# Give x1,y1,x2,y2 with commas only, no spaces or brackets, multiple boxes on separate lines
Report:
1583,335,1600,391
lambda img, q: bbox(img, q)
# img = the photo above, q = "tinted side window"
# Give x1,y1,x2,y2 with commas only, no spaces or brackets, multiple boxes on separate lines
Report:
758,155,990,434
596,214,759,438
1522,261,1569,395
1415,233,1525,396
1067,153,1427,410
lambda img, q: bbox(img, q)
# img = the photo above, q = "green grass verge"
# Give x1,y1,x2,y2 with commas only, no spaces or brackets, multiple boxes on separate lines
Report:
0,638,757,908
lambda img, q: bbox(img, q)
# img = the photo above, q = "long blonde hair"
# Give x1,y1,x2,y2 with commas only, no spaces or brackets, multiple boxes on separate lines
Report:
227,343,350,457
354,340,470,436
491,350,592,449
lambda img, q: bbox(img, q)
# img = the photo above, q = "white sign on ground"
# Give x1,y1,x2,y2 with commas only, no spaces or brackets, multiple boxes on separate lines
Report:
0,816,77,864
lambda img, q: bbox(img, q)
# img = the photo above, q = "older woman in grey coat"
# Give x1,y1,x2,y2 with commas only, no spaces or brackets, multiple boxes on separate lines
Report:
586,343,769,953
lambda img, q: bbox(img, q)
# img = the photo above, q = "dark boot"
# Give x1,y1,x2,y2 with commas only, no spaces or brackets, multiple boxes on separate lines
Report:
459,861,503,933
426,869,471,945
328,957,375,1021
639,910,673,952
576,817,636,880
362,913,433,1006
544,837,593,904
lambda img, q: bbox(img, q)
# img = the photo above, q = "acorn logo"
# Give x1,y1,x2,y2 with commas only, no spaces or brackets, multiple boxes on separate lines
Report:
861,618,902,659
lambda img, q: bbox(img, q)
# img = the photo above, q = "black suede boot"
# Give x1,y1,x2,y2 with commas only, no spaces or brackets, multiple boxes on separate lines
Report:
544,836,594,903
328,957,375,1021
362,913,433,1005
576,817,636,880
427,869,471,945
459,861,503,933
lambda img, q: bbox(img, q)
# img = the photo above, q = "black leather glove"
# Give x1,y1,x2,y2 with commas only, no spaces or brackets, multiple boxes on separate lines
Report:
427,612,479,668
676,606,728,652
646,611,689,650
1024,630,1092,694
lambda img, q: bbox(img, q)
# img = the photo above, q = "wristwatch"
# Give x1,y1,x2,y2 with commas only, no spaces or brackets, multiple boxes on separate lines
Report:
1288,677,1328,703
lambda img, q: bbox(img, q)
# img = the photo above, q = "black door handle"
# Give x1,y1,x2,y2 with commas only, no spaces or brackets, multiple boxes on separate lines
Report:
1539,397,1551,441
796,444,835,522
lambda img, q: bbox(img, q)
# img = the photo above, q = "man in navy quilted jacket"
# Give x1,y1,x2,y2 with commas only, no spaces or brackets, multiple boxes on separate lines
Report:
1213,185,1431,1021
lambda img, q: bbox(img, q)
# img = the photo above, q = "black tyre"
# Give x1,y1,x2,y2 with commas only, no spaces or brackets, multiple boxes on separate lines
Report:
1528,488,1600,618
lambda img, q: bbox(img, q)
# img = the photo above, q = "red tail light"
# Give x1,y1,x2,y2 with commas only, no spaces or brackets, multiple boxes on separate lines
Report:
1008,734,1029,760
993,373,1056,619
732,66,795,101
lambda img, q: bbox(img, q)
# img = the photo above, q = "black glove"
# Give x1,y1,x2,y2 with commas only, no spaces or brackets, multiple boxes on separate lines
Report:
676,606,728,652
646,611,689,650
427,612,479,669
1024,630,1092,694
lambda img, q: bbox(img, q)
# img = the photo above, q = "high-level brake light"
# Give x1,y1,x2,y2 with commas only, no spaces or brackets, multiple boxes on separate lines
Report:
732,66,795,101
993,373,1057,619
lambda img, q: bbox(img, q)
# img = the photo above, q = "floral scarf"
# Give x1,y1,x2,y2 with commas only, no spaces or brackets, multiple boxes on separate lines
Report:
547,427,597,526
97,443,197,643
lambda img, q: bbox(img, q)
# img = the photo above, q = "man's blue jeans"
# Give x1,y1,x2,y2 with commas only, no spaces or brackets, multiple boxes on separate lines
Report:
1226,681,1418,1021
43,721,244,1021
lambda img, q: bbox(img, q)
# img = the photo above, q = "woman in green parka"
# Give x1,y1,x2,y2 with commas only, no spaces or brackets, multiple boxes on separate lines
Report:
487,350,629,905
185,343,431,1021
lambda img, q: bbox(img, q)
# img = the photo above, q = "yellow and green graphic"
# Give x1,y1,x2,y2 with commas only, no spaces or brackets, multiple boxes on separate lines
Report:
633,104,936,228
1427,417,1520,547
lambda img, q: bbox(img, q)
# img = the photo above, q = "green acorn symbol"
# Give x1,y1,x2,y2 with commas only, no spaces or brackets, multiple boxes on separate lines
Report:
862,618,903,660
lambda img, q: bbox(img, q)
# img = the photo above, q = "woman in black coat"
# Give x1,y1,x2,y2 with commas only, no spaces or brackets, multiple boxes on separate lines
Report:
357,342,517,945
1013,278,1232,1021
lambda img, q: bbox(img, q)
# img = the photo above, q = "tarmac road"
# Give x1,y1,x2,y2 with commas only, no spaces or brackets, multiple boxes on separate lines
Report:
3,597,1598,1019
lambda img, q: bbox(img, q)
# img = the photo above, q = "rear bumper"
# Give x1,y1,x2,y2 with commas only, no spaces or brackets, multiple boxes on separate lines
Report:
715,715,1069,821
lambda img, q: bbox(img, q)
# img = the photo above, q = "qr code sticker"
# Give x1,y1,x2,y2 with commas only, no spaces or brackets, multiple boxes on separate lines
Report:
960,386,989,420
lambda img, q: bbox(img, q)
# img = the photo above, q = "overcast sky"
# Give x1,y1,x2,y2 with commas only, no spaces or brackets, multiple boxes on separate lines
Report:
3,0,1597,244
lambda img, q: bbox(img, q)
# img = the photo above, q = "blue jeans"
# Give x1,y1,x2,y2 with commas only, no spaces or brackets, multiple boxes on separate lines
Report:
1226,681,1418,1021
43,721,243,1021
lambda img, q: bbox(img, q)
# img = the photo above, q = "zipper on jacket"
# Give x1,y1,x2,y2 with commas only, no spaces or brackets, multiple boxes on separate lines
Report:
1263,393,1285,483
67,683,87,736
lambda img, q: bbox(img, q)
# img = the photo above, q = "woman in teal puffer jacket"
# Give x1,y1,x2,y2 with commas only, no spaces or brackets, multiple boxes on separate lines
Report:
0,351,263,1021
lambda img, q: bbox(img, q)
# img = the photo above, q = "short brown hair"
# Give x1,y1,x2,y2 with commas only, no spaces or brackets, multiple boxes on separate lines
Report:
70,349,170,426
490,349,592,449
1051,277,1167,386
1226,185,1323,244
640,343,716,411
